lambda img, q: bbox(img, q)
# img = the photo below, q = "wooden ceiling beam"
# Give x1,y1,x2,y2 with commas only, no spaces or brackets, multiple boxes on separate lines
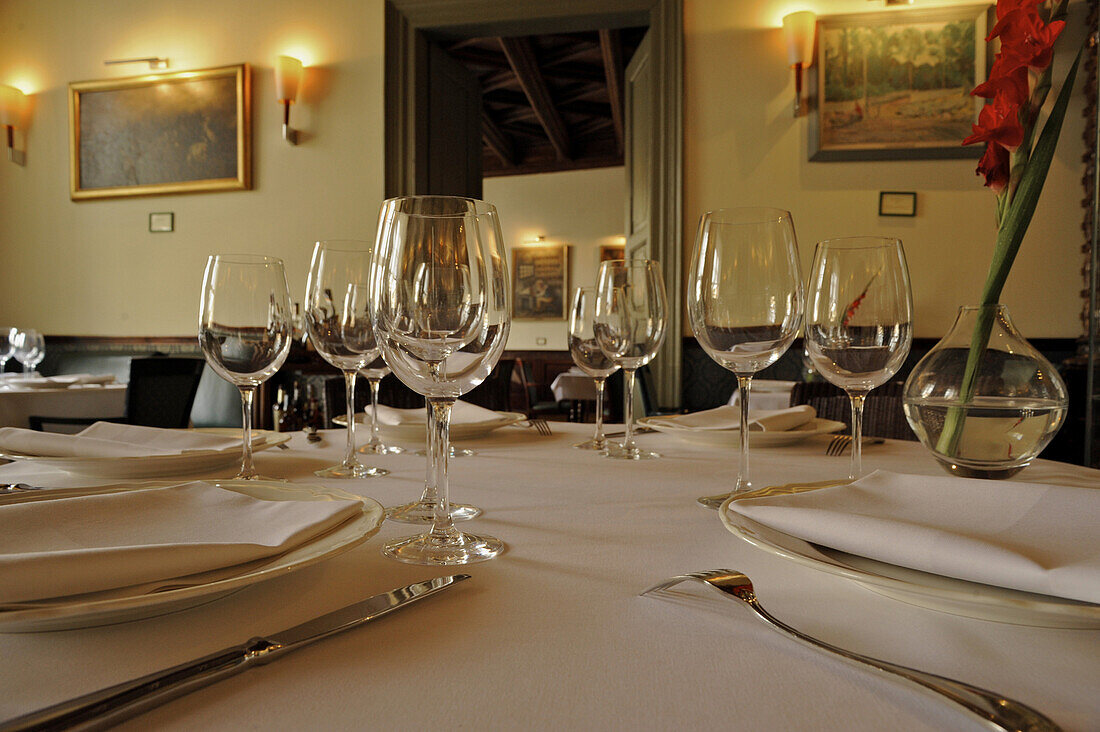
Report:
498,36,572,161
599,28,624,154
481,108,516,167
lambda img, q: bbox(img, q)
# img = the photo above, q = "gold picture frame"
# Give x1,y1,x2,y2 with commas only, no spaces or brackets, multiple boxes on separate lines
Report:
69,64,251,200
511,243,569,320
599,244,625,263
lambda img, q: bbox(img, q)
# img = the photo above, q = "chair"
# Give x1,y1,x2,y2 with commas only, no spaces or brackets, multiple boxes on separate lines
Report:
515,358,569,419
787,380,915,441
28,357,206,432
465,359,516,412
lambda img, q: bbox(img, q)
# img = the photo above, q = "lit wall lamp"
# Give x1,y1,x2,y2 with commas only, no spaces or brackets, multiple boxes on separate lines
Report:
0,85,28,165
782,11,817,118
274,55,303,145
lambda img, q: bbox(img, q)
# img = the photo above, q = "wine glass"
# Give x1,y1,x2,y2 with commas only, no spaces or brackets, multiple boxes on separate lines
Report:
805,237,913,480
357,357,404,455
0,327,15,384
372,195,510,565
304,240,389,479
199,255,293,480
594,258,668,460
13,329,44,375
568,286,620,451
688,208,804,509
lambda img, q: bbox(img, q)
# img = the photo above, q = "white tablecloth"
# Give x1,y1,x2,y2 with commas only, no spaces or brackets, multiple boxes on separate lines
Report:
727,379,795,410
550,368,597,401
0,382,127,429
0,423,1096,731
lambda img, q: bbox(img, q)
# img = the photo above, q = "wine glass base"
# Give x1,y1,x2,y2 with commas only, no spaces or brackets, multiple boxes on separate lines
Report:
414,446,476,458
357,443,405,455
229,473,286,482
385,500,481,524
603,444,661,460
383,530,503,565
314,463,389,479
572,438,609,451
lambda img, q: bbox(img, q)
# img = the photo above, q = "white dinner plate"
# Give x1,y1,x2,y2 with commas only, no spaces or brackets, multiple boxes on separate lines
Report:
638,417,846,447
333,411,527,442
719,483,1100,629
0,430,291,479
0,481,385,632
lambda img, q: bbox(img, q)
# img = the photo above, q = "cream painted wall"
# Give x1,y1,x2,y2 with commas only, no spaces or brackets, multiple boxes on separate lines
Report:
684,0,1090,338
484,167,626,350
0,0,385,336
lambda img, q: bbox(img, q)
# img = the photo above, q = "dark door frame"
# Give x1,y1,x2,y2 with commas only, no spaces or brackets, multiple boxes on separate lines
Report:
384,0,683,408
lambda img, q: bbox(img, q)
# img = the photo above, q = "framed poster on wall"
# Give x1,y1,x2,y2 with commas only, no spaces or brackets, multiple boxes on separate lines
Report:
69,64,251,200
512,244,569,320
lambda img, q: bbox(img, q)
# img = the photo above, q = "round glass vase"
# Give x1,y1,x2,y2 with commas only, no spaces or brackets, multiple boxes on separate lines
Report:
902,304,1068,479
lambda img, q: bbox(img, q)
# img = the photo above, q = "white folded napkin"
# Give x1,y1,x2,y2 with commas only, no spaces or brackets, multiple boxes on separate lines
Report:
729,470,1100,604
0,422,247,458
0,482,362,604
647,405,816,432
373,401,502,426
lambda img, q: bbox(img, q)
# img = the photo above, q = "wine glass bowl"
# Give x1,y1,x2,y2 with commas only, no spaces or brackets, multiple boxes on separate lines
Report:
805,236,913,479
372,195,510,565
688,207,804,508
568,287,620,451
305,241,389,480
594,258,668,460
199,255,293,480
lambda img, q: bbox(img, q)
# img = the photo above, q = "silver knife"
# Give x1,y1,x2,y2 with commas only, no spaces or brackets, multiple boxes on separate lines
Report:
1,574,470,732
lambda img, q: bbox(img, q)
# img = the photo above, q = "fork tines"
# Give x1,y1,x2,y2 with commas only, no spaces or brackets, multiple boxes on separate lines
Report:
826,434,852,456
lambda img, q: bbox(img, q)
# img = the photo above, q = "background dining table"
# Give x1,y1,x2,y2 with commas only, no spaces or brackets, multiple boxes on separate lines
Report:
0,378,126,429
0,421,1096,731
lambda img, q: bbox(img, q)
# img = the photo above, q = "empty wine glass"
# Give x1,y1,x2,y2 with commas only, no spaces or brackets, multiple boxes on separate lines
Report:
806,237,913,480
357,357,405,456
199,255,293,480
569,286,620,451
372,195,510,565
13,329,44,375
594,258,668,460
688,208,804,508
305,240,389,479
1,327,18,380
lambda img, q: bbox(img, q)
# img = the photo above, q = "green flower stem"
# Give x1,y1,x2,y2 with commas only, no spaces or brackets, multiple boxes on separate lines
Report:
935,46,1081,458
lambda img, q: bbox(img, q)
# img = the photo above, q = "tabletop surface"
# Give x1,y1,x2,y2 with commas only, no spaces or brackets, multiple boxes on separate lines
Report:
0,420,1097,731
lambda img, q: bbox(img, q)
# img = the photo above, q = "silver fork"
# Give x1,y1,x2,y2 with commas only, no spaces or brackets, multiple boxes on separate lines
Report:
527,418,552,436
825,434,853,456
642,569,1060,732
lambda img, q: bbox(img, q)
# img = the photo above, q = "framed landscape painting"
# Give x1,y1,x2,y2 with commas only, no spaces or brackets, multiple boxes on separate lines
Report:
69,64,251,200
512,244,569,320
809,6,991,161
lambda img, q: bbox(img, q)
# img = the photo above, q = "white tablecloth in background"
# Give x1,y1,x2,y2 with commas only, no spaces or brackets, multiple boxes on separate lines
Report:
728,379,795,410
0,383,127,429
0,423,1096,731
549,368,597,401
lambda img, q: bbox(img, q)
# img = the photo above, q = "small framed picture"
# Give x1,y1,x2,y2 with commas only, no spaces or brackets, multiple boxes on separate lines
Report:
879,191,917,217
512,243,569,320
598,244,625,263
148,212,174,232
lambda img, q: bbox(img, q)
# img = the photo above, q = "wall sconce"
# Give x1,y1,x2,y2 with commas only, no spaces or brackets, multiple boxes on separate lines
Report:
274,55,303,145
782,11,817,118
0,85,27,165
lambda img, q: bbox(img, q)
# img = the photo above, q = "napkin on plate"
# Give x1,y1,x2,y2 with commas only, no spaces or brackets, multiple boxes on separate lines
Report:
373,401,502,426
0,482,363,604
646,404,816,432
0,422,248,458
729,470,1100,604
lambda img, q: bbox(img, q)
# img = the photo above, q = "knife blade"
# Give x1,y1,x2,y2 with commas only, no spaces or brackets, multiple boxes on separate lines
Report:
0,574,470,732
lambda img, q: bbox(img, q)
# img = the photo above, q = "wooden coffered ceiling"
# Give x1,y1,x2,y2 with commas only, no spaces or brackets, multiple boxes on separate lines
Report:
444,27,647,177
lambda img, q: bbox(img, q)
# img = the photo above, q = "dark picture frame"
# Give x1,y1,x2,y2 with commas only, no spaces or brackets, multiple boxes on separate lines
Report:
69,64,251,200
512,244,569,320
879,191,917,217
809,5,991,162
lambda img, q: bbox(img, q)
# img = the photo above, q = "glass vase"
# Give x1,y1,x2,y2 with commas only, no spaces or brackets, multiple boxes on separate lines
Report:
903,304,1068,479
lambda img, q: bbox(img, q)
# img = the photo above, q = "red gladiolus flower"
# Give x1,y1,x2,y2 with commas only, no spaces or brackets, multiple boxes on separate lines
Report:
962,95,1024,151
975,142,1011,193
972,51,1031,104
988,5,1065,71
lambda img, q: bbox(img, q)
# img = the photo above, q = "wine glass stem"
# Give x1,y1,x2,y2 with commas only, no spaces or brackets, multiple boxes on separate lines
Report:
622,368,637,451
593,377,606,448
342,370,358,468
238,385,257,478
427,397,457,537
368,377,382,446
848,392,866,480
737,374,753,492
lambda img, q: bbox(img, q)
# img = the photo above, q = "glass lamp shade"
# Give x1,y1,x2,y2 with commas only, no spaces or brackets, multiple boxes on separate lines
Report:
782,11,816,67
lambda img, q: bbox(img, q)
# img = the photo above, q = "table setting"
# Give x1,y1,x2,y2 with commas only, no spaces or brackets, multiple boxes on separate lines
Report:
0,194,1097,731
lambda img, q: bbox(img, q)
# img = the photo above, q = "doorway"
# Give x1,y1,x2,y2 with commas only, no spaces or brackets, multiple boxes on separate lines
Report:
384,0,682,409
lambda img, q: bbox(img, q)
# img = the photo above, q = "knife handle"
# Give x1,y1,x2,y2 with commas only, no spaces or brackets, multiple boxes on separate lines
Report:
0,638,280,732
